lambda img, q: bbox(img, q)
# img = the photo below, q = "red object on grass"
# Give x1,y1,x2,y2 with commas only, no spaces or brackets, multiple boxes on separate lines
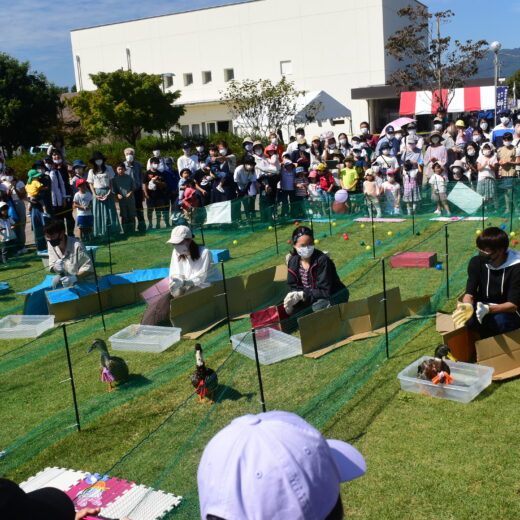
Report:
294,221,300,226
343,234,349,240
390,252,438,268
513,239,519,245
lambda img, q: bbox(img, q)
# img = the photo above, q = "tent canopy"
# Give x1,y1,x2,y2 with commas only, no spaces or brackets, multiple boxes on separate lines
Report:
293,90,351,124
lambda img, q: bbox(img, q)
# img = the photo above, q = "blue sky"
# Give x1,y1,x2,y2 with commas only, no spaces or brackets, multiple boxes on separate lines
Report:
0,0,518,88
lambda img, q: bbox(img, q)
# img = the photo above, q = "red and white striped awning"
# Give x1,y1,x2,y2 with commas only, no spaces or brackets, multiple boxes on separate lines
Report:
399,87,495,115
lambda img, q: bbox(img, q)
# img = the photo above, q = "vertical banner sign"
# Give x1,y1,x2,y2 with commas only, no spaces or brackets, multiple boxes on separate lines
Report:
496,86,509,113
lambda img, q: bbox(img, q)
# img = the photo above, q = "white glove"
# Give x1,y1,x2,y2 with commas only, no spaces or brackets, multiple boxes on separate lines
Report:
452,303,473,328
61,275,77,287
53,259,64,273
283,291,305,312
476,302,490,324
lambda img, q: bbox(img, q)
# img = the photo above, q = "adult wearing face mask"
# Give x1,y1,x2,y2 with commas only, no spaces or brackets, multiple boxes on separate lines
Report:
360,121,379,149
123,147,146,232
287,127,306,154
284,226,348,315
50,150,75,236
422,131,447,184
146,148,167,172
322,134,339,162
253,141,280,221
0,167,27,254
290,139,311,171
400,122,423,151
44,219,94,289
492,110,514,147
233,156,258,219
216,140,237,174
140,225,221,326
454,227,520,339
497,132,517,214
195,141,208,163
176,143,199,174
242,136,255,158
264,132,285,158
432,117,444,133
87,151,121,237
478,117,492,141
375,125,399,158
462,141,479,183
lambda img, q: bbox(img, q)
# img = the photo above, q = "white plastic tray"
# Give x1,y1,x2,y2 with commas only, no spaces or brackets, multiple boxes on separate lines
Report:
231,328,302,365
109,324,181,353
0,315,55,339
397,356,494,403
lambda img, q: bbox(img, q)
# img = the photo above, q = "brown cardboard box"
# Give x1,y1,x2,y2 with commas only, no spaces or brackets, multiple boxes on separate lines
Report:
436,313,476,362
476,330,520,380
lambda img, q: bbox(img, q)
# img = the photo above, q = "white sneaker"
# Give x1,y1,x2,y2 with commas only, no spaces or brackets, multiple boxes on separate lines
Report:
434,209,441,215
17,248,28,255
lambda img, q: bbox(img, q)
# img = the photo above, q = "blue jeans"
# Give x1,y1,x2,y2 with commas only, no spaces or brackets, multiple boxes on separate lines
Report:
467,311,520,339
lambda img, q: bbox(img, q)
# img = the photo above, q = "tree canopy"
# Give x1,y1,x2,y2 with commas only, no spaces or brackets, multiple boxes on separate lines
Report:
68,69,185,146
0,53,60,156
385,6,488,109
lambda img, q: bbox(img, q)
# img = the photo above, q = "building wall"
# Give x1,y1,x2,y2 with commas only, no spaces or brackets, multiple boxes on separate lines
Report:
70,0,424,136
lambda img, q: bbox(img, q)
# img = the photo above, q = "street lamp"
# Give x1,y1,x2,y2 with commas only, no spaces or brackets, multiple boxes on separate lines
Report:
161,72,175,93
490,41,502,125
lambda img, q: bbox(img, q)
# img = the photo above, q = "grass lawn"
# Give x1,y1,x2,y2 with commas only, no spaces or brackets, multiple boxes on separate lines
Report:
1,214,519,519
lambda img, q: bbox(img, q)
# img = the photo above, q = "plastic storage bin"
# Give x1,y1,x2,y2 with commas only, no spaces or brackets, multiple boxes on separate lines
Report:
0,315,55,339
231,328,302,365
397,356,494,403
109,324,181,353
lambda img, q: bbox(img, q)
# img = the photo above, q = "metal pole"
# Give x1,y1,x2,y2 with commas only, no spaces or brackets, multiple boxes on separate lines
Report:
62,324,81,432
381,258,390,359
199,224,205,246
510,178,515,233
494,51,498,126
327,197,333,236
444,224,450,300
220,262,232,340
411,179,416,235
251,328,267,412
106,226,113,275
89,248,106,331
310,215,314,234
273,211,280,255
482,200,485,231
370,198,376,259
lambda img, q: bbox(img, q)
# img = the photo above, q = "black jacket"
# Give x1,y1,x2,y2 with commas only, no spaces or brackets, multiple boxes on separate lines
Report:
287,249,347,305
466,250,520,306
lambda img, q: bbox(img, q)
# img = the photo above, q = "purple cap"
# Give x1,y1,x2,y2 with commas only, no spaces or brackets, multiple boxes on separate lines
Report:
197,411,366,520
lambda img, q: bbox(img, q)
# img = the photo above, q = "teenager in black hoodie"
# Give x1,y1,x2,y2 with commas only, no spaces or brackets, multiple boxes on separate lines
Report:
457,227,520,338
284,226,348,315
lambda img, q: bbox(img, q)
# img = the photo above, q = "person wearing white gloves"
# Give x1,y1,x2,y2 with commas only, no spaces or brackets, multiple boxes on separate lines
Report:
453,227,520,339
44,219,94,289
284,226,348,316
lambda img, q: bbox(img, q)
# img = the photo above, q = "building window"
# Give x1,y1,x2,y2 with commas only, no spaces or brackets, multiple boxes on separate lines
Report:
280,60,293,75
191,124,201,136
224,68,234,82
180,125,190,137
164,75,174,88
202,71,212,84
207,122,217,135
183,73,193,86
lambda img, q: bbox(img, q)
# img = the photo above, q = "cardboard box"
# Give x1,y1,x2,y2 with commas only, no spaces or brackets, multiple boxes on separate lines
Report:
436,313,476,363
390,252,437,268
209,249,230,263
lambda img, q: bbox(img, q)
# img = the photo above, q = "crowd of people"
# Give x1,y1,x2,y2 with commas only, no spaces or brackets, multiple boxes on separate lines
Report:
1,109,520,264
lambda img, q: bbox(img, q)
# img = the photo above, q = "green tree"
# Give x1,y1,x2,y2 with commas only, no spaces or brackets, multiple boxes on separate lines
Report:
220,77,305,136
67,69,185,146
385,6,488,110
0,53,60,156
506,69,520,100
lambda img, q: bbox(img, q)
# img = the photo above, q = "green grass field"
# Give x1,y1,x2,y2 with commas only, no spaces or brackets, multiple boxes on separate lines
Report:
1,214,519,520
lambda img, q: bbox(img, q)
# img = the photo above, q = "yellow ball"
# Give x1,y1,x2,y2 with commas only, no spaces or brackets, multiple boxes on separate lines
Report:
232,240,238,245
332,222,337,227
372,225,376,230
511,231,517,237
365,245,371,251
476,229,482,235
387,231,393,237
314,239,320,245
360,224,365,229
268,226,273,230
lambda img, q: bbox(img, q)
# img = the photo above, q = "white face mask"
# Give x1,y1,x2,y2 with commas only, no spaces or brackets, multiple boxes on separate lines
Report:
37,168,45,174
95,159,103,166
386,133,394,139
4,176,13,182
153,150,161,157
126,154,134,162
254,148,263,156
480,122,488,130
296,134,304,139
328,142,336,149
296,245,315,258
339,139,347,146
219,149,228,156
473,135,482,142
245,144,253,151
360,127,369,135
382,149,390,155
388,177,395,183
503,140,513,146
434,124,443,131
431,138,440,145
174,243,189,255
271,138,278,145
54,159,62,165
501,117,510,125
196,146,204,153
298,145,306,151
395,133,403,140
483,149,492,156
467,149,476,156
151,164,158,170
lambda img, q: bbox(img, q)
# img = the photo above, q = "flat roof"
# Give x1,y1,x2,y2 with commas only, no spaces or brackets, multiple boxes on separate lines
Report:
71,0,261,32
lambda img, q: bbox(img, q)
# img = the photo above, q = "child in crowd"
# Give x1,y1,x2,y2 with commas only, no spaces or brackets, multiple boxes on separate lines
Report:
307,171,322,217
0,201,16,264
73,178,93,241
178,168,191,205
294,167,309,202
113,162,137,234
381,171,401,215
179,182,200,218
476,142,498,207
401,160,421,215
428,162,451,215
317,164,335,215
363,170,382,218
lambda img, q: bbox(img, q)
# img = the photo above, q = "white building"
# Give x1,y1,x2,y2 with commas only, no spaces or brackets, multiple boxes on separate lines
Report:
70,0,424,139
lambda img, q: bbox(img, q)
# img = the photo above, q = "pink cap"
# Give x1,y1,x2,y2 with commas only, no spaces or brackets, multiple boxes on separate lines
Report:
266,144,277,152
183,187,196,199
198,411,366,520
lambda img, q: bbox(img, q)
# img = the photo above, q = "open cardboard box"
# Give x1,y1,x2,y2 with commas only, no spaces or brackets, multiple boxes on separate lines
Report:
436,312,520,381
299,287,431,357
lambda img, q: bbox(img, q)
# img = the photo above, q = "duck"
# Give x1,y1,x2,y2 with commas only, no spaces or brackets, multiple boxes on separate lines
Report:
417,344,457,385
88,339,129,391
190,344,218,404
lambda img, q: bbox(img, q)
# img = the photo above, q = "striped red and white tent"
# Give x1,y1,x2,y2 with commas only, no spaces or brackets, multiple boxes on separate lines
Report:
399,86,495,115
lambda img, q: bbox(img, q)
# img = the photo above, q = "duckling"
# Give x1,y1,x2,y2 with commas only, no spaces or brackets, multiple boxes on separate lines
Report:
417,344,456,384
88,339,129,391
190,344,218,404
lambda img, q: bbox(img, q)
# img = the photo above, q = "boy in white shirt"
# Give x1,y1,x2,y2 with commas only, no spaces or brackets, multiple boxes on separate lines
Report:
428,162,451,215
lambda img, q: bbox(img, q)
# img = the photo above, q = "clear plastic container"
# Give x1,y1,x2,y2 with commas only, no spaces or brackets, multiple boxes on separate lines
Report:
109,324,181,353
231,328,302,365
397,356,494,403
0,315,55,339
